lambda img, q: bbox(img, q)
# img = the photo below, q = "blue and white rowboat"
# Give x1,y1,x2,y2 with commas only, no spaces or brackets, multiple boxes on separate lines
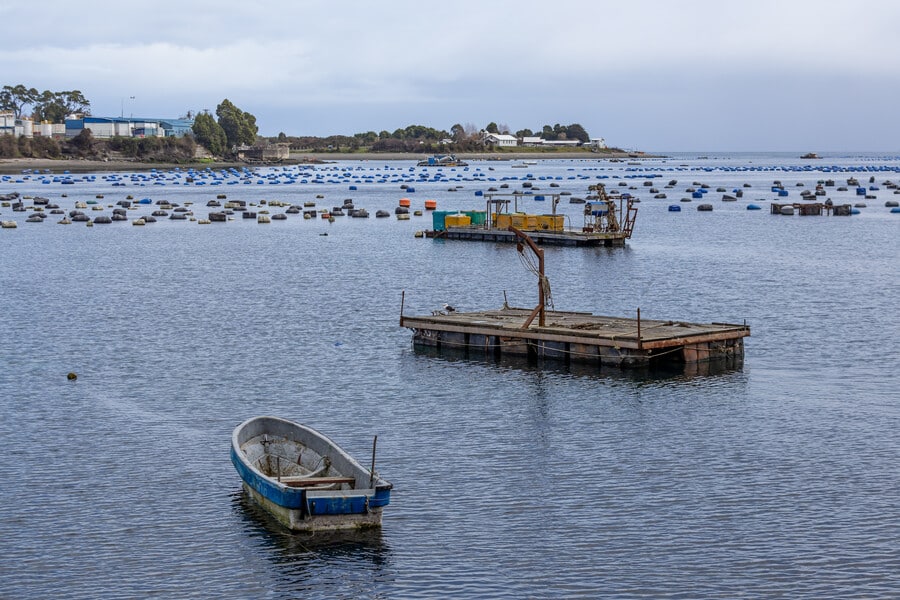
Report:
231,416,392,531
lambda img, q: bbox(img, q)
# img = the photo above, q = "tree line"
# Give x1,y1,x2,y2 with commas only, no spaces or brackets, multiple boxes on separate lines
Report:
266,121,596,154
0,85,91,123
2,82,603,159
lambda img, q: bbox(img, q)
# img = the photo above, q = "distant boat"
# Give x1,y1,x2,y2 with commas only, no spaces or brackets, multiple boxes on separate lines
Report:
801,152,820,159
231,416,392,531
417,154,468,167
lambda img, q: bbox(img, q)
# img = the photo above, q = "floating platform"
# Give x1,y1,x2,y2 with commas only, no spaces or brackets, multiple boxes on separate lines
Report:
401,306,750,369
424,226,629,247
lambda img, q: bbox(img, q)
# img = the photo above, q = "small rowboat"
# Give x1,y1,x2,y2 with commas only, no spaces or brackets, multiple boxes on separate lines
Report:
231,416,392,531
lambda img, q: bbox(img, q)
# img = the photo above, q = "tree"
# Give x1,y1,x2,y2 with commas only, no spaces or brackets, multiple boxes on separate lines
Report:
565,123,590,143
0,85,39,119
66,128,95,157
450,123,465,141
215,99,258,148
485,122,499,134
32,90,91,123
516,128,533,138
192,111,227,156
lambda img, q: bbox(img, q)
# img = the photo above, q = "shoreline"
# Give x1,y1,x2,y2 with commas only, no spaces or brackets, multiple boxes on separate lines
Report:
0,151,647,174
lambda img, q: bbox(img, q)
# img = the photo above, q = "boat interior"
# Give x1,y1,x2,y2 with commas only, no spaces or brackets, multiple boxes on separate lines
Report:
242,434,356,489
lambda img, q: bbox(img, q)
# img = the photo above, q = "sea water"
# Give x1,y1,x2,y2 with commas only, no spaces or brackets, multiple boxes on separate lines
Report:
0,153,897,598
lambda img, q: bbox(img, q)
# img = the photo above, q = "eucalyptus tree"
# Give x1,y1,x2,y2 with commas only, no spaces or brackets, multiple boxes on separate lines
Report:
0,85,39,118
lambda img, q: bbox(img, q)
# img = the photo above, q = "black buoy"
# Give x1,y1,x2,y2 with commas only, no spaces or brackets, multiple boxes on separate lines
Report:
67,372,77,380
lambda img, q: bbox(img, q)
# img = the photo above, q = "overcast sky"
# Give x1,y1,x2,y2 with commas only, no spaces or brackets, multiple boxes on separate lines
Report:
3,1,898,151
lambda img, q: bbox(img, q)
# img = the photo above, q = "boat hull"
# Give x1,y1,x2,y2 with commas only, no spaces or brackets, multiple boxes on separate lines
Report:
231,416,391,531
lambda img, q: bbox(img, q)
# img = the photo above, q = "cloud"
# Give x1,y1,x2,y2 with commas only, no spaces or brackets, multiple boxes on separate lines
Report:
3,0,900,149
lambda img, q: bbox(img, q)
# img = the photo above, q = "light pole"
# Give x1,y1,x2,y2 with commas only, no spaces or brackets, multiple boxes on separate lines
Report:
120,96,135,118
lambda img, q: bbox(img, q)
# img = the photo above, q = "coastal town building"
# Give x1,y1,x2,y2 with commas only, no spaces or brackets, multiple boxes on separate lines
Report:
235,142,290,162
483,132,518,147
2,112,193,140
64,116,194,139
1,113,65,138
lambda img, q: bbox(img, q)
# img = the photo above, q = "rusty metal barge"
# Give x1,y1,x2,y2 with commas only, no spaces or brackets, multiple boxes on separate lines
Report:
424,184,637,247
402,225,749,370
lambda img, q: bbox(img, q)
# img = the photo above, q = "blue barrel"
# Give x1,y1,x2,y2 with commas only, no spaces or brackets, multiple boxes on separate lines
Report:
668,205,681,212
692,191,703,199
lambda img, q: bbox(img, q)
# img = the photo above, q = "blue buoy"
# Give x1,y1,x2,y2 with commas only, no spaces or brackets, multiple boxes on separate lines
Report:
891,207,900,213
668,205,681,212
747,204,761,210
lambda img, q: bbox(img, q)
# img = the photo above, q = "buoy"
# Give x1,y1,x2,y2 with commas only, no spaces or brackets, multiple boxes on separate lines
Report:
424,199,437,210
668,205,681,212
399,198,411,207
67,372,77,380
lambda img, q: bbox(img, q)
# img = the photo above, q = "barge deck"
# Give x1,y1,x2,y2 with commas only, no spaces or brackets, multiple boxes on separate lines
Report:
401,306,749,369
424,226,629,246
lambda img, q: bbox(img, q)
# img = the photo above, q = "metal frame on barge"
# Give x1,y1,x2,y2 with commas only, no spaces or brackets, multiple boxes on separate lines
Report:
425,183,637,247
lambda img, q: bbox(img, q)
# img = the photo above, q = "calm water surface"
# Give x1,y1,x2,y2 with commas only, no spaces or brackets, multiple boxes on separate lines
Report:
1,153,898,598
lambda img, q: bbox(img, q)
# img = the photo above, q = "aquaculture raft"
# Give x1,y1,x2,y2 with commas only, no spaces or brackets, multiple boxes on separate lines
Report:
400,307,749,368
425,183,637,247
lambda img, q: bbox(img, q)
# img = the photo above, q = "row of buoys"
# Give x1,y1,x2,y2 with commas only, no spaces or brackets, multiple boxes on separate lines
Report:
399,198,437,210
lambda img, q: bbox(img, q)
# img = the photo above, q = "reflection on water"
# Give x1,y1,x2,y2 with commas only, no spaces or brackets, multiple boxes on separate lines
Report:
231,489,394,592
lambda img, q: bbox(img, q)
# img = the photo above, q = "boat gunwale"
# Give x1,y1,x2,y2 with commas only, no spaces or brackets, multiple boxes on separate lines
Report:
231,416,392,506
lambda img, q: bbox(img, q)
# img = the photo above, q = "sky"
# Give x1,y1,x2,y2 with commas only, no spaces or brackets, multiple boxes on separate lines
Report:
2,0,899,152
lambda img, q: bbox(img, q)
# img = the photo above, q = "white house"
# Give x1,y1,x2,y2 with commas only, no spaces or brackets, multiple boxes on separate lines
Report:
520,136,544,146
483,132,518,147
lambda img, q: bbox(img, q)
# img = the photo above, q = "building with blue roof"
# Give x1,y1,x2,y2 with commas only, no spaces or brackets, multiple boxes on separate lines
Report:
65,116,194,139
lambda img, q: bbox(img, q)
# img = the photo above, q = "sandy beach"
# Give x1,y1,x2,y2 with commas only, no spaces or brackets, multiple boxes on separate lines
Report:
0,151,644,174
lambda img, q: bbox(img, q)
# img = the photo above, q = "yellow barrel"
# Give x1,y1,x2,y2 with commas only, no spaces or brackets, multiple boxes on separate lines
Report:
494,213,511,229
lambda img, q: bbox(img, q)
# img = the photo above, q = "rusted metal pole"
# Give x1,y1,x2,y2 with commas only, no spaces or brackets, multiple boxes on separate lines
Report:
637,307,642,350
369,435,378,488
508,226,545,327
399,290,405,325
